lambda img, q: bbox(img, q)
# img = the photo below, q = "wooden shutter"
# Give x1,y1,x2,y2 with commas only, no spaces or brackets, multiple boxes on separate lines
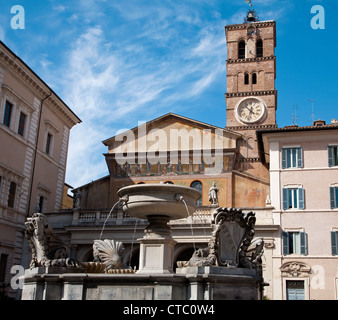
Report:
330,187,336,209
297,148,303,168
282,188,288,210
300,232,307,255
282,148,287,169
298,188,305,209
331,232,338,256
282,232,289,255
328,146,334,167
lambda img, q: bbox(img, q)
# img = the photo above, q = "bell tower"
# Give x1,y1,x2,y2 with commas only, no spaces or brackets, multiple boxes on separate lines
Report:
225,9,278,159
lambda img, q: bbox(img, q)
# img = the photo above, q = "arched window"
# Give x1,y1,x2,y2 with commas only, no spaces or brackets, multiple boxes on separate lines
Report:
244,73,249,85
252,73,257,85
190,181,202,206
238,40,246,59
256,39,263,57
164,181,174,184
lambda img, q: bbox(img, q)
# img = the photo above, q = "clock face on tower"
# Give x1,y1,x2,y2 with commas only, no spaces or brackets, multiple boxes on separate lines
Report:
235,97,267,124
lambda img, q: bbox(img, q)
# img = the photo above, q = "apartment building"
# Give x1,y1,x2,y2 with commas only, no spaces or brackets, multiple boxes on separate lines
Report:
257,121,338,300
0,41,81,298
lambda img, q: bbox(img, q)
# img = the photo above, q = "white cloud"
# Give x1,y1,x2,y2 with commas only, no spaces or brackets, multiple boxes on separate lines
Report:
60,1,253,188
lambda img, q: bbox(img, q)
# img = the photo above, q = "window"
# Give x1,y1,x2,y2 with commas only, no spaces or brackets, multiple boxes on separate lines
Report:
256,39,263,57
0,254,8,283
0,176,2,201
252,73,257,85
7,181,17,208
164,181,174,184
18,112,27,137
331,231,338,256
190,181,202,206
282,231,307,255
283,187,305,210
281,147,303,168
3,101,13,128
286,280,305,300
244,73,249,85
328,146,338,167
45,133,53,155
330,186,338,209
238,40,246,59
38,196,45,213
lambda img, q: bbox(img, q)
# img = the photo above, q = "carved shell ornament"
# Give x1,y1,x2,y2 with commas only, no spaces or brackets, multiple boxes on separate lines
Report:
93,239,125,270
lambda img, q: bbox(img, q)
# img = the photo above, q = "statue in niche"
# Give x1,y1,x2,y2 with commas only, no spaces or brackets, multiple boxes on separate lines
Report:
73,190,82,209
124,162,131,175
189,160,193,174
165,158,173,174
156,161,161,175
135,163,141,175
146,160,151,174
208,182,219,206
177,160,183,174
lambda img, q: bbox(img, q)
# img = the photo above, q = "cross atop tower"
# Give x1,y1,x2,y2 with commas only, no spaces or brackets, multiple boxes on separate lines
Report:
244,1,260,23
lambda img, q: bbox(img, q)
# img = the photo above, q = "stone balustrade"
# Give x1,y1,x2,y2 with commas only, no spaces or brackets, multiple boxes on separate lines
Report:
70,207,214,226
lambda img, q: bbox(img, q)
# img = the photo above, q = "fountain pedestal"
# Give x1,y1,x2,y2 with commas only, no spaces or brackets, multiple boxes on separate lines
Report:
137,215,177,274
118,184,201,275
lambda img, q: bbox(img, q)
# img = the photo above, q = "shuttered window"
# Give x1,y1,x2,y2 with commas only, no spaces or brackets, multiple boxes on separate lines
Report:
282,147,303,169
330,187,338,209
331,232,338,256
282,187,305,210
328,146,338,167
282,231,307,255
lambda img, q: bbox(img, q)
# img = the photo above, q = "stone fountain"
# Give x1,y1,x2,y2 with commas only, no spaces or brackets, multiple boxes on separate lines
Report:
117,184,201,275
21,184,265,300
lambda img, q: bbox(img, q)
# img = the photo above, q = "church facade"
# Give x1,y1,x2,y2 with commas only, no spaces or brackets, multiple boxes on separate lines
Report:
43,11,338,300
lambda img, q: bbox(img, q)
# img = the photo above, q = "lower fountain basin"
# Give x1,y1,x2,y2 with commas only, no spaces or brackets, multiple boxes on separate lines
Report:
117,184,201,220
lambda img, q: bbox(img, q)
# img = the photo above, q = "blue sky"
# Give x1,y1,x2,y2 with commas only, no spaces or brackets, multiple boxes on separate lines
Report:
0,0,337,189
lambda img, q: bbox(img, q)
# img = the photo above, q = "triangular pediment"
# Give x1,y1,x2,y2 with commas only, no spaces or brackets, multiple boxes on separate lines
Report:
103,113,241,154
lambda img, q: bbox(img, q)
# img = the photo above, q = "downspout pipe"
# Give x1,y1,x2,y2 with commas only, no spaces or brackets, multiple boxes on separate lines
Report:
26,91,52,218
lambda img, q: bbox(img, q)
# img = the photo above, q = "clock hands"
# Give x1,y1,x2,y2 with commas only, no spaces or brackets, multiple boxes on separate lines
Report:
244,104,254,114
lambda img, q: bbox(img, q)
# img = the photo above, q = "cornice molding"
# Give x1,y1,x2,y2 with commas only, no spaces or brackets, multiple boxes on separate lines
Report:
0,47,80,128
225,90,277,98
227,56,275,64
227,124,278,131
225,21,276,31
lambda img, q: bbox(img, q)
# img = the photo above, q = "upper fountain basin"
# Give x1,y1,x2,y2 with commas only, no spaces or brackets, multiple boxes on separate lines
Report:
117,184,202,220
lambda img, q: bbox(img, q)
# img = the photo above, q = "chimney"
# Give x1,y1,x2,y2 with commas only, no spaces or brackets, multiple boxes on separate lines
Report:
313,119,326,127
